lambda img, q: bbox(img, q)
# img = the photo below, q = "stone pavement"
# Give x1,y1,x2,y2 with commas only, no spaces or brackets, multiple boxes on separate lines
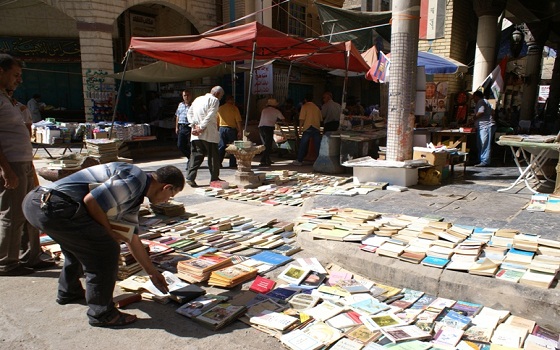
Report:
0,150,556,349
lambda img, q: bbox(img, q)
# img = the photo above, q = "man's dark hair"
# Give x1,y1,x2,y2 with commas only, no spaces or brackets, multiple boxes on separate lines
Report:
33,94,41,99
154,166,185,191
473,90,484,98
0,54,23,71
304,93,313,102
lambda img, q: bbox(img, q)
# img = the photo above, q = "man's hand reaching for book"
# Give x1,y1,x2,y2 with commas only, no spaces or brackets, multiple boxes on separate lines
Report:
149,270,169,294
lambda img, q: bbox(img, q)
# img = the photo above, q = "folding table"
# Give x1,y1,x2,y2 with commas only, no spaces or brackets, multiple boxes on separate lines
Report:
496,140,560,194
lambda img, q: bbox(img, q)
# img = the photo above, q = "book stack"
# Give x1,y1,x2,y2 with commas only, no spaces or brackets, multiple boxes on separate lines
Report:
117,242,149,279
208,264,259,288
192,302,247,330
150,200,185,217
176,253,233,283
85,138,119,163
513,233,540,252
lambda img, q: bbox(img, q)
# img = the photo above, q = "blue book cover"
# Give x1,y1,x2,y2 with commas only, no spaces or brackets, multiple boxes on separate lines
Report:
251,251,293,266
421,256,449,268
508,248,535,257
192,247,218,258
472,227,498,234
265,287,298,301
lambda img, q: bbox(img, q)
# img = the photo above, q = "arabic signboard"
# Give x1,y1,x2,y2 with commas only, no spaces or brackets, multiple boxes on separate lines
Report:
252,64,273,95
0,37,80,62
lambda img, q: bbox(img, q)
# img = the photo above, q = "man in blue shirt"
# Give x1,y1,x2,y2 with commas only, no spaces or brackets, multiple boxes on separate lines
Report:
22,162,184,327
175,90,192,170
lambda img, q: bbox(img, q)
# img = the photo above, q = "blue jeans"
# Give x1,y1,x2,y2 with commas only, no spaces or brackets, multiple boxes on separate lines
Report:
218,127,238,167
297,126,321,162
23,187,120,323
477,124,497,165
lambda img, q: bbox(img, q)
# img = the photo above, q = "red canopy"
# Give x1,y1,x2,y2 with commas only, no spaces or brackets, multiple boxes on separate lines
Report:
287,41,370,73
129,21,332,68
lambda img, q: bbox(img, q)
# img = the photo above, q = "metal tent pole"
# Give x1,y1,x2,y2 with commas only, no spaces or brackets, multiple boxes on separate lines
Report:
243,42,257,138
109,50,131,139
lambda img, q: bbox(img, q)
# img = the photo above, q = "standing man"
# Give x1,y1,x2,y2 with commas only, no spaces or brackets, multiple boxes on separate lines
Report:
27,93,45,123
258,98,284,166
321,92,341,132
472,90,496,167
23,163,184,327
186,86,224,187
217,95,242,168
292,93,322,166
0,54,52,276
175,90,192,170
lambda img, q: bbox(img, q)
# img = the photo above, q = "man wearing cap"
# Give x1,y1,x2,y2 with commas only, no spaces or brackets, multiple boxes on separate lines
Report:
258,98,284,166
217,95,242,168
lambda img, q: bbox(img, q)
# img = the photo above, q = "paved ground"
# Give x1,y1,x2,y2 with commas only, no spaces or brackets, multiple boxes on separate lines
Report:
1,148,558,349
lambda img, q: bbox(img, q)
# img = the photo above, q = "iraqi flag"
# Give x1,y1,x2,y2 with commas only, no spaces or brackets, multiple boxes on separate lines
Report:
480,57,507,100
419,0,446,40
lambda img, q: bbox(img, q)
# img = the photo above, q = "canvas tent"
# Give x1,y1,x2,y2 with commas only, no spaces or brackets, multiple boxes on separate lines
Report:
128,21,333,68
315,2,392,52
108,61,230,82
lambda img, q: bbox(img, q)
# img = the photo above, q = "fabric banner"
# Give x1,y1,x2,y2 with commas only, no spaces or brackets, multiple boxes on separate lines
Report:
372,51,390,83
419,0,446,40
480,61,506,100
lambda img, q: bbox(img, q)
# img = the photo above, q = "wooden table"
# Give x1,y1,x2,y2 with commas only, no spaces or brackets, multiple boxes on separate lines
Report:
496,140,560,194
32,142,84,159
431,130,476,153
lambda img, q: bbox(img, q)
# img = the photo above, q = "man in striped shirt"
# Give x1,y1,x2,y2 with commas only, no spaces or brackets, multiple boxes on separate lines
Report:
23,162,184,327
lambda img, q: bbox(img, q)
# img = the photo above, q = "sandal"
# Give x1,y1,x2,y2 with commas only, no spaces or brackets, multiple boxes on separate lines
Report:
89,310,137,328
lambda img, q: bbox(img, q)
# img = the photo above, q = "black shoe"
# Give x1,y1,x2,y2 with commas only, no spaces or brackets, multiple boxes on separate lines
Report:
186,180,198,187
0,266,34,276
27,259,57,270
56,291,86,305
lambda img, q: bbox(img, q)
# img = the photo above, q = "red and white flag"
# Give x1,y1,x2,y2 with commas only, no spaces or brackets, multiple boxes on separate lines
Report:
419,0,446,40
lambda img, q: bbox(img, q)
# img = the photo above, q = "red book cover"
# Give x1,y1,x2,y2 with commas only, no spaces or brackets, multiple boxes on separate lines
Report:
249,275,276,294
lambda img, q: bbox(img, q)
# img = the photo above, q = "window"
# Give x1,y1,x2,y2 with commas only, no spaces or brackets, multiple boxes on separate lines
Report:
272,0,306,37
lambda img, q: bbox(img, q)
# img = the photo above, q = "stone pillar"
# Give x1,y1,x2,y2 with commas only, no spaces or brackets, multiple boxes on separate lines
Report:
77,22,115,122
472,0,506,91
386,0,420,161
545,49,560,130
519,23,548,121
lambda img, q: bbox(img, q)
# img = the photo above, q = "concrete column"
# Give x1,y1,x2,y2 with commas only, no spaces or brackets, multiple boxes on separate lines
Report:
78,22,115,122
519,23,548,121
472,0,506,91
386,0,420,162
545,49,560,131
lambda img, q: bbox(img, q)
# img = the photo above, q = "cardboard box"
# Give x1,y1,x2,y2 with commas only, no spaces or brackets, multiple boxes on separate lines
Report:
413,148,448,166
352,166,418,187
93,131,108,139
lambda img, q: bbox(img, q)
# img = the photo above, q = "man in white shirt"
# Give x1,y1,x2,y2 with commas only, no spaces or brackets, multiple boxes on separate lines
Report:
186,86,224,187
27,93,45,123
321,92,341,132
